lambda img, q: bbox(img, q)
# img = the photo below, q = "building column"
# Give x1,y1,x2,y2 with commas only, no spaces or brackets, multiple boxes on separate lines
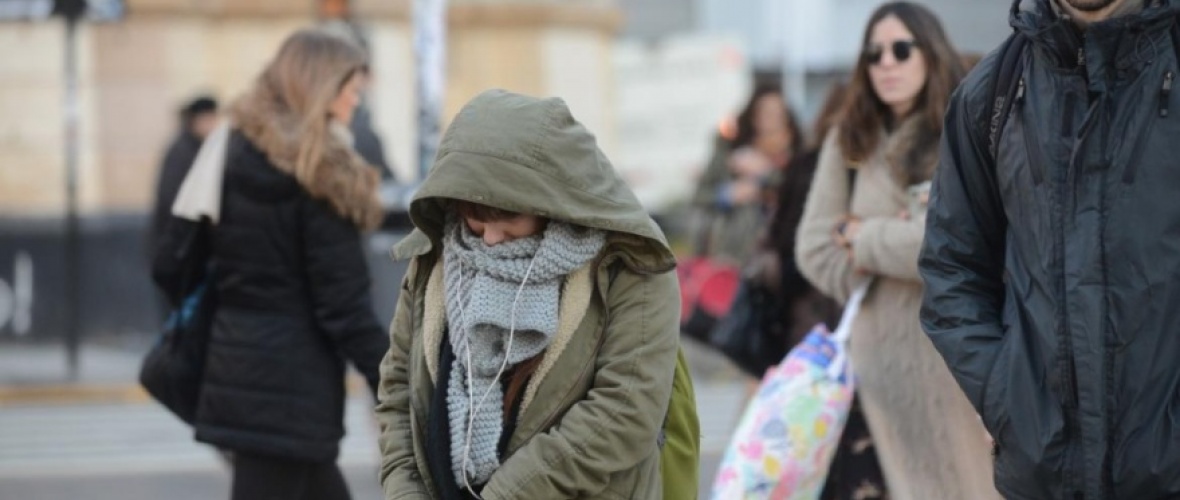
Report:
445,0,622,156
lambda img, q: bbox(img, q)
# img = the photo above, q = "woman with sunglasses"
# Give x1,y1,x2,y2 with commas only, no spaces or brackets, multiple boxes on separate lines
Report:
795,3,999,498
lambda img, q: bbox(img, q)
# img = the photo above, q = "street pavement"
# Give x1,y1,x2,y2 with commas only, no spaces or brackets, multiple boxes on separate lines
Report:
0,340,747,499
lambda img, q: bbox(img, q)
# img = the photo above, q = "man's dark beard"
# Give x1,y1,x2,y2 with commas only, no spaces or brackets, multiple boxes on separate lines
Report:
1060,0,1118,12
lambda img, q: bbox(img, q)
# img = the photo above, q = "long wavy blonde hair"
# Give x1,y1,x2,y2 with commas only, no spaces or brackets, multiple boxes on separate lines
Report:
247,28,368,190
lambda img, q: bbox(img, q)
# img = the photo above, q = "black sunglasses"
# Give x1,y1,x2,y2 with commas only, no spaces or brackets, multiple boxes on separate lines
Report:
864,40,918,65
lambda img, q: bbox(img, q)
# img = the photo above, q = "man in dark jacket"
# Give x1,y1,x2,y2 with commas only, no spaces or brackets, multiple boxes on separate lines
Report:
148,96,219,253
919,0,1180,498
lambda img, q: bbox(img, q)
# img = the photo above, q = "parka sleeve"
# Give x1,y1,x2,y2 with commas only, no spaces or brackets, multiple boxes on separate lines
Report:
479,268,681,500
794,131,858,303
301,199,389,396
375,258,431,499
918,82,1008,415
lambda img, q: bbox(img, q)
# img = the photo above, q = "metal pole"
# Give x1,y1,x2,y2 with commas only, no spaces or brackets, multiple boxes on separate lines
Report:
63,11,81,380
413,0,446,181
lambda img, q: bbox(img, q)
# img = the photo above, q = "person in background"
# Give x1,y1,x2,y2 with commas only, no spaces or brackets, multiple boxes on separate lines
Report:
756,83,848,357
148,96,219,255
738,81,887,499
155,29,390,500
795,3,998,498
747,81,889,499
692,85,804,264
350,88,396,182
319,18,397,183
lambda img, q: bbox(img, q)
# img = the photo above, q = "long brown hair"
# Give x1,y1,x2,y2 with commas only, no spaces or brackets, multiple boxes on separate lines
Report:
838,2,964,169
246,29,368,189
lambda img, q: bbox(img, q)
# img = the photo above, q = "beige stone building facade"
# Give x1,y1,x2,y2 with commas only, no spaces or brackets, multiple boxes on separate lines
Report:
0,0,621,217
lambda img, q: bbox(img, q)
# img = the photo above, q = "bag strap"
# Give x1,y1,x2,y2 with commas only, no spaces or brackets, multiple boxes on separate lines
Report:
826,281,870,380
986,32,1031,163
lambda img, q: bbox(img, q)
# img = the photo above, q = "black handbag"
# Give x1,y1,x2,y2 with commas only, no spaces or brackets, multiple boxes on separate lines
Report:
709,280,784,378
141,216,216,424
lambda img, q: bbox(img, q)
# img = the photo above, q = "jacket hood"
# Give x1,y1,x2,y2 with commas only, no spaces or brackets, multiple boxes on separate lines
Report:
1011,0,1180,68
393,89,675,273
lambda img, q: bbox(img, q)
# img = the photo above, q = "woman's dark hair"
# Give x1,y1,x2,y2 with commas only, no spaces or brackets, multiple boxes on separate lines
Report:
731,84,805,155
838,2,964,167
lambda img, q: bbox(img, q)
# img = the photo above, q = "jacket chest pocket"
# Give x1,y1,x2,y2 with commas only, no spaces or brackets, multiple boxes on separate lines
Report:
1119,70,1178,186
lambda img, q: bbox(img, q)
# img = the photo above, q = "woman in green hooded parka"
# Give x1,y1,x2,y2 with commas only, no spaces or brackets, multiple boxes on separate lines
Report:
375,90,698,500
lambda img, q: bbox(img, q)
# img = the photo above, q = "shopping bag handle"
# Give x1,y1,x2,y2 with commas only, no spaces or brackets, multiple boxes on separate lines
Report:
827,281,870,380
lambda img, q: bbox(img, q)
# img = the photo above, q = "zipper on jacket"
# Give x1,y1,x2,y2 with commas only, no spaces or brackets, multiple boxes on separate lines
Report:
1123,71,1172,183
1015,78,1047,185
1077,47,1085,68
1062,93,1077,138
1159,71,1173,118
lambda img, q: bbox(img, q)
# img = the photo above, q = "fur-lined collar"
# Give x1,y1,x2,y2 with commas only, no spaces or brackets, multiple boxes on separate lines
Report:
230,87,383,230
882,116,940,187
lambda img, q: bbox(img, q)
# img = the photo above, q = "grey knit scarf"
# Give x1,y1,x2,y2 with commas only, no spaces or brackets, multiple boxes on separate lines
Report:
442,215,605,488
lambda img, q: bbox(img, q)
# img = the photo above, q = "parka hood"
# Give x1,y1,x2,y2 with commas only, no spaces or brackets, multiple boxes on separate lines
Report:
393,90,675,273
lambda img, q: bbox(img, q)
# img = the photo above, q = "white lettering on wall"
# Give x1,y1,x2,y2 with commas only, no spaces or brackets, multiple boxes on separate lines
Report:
0,252,34,336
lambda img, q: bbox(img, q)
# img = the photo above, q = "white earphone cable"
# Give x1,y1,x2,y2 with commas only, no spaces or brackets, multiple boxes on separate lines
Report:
456,254,537,497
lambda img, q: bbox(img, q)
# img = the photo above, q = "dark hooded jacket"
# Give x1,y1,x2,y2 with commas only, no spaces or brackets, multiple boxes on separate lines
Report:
920,1,1180,498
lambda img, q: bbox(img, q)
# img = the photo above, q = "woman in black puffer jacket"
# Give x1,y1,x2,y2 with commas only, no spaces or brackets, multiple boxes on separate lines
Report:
157,29,388,500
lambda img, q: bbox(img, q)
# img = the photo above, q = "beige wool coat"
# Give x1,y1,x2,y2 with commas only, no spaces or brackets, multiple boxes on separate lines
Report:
795,124,1000,500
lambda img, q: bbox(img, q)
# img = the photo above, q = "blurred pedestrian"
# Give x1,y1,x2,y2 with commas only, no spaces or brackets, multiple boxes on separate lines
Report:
319,18,396,182
155,29,389,500
753,83,848,362
148,96,218,258
921,0,1180,497
795,3,999,498
740,81,887,499
350,89,395,182
692,85,804,265
375,90,697,499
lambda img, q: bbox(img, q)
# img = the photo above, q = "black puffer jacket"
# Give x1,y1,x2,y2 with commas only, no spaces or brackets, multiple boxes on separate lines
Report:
920,1,1180,498
193,131,388,462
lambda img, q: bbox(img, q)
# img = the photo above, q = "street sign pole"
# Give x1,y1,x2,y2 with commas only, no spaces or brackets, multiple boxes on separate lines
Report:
413,0,446,181
57,0,85,380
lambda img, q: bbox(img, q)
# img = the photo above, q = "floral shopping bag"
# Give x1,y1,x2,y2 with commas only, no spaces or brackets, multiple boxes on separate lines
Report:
710,283,869,500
